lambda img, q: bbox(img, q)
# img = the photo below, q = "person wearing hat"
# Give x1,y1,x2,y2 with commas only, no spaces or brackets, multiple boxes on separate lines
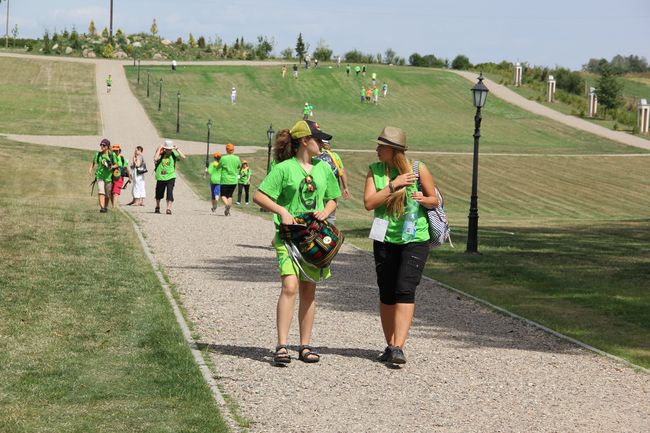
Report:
205,151,222,212
217,143,241,216
88,138,117,213
230,86,237,104
314,139,349,224
110,143,131,208
302,102,313,120
254,119,341,365
363,126,439,366
236,160,252,205
153,140,186,215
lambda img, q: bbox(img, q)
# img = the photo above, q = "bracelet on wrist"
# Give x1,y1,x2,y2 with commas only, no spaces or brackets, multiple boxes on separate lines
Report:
388,181,395,193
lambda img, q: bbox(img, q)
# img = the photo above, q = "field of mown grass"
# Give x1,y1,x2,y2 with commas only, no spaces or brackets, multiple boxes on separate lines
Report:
0,139,228,432
0,57,100,135
125,64,644,154
179,147,650,368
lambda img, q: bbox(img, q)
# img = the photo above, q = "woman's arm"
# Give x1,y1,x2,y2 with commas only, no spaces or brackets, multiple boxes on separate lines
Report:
363,169,416,211
411,163,439,208
253,191,295,225
313,199,337,221
153,146,162,162
174,147,186,160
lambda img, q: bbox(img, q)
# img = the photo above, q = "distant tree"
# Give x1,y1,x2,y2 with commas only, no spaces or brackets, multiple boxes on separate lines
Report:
197,35,206,49
553,67,584,95
627,55,648,73
70,25,80,49
295,33,306,62
596,64,624,119
188,33,197,48
11,24,18,48
280,47,293,60
150,18,158,36
384,48,396,65
451,54,472,70
255,35,273,60
222,43,227,57
42,30,51,54
101,27,109,38
313,38,332,62
175,37,183,46
409,53,424,66
234,37,240,50
88,20,96,36
102,43,114,58
62,28,70,39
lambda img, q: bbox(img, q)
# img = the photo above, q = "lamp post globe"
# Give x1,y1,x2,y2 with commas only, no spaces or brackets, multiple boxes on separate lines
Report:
266,124,275,174
466,72,489,254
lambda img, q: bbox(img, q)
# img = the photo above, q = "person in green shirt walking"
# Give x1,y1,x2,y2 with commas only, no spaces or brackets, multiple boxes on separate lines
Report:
88,138,117,213
110,143,131,208
236,160,252,205
254,119,340,365
205,151,222,212
363,126,439,366
153,140,186,215
106,74,112,94
217,143,241,216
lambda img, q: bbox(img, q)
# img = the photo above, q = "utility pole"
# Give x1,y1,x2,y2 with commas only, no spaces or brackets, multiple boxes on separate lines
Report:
3,0,9,49
109,0,113,38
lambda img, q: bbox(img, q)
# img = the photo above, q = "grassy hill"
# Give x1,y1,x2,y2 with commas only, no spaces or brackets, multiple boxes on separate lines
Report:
125,64,643,154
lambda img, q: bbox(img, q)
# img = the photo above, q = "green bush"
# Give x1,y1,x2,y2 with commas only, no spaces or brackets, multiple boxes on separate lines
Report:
451,54,472,70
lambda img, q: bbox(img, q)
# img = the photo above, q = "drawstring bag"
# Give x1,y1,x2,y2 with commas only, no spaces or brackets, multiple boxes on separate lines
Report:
412,160,453,249
279,213,345,282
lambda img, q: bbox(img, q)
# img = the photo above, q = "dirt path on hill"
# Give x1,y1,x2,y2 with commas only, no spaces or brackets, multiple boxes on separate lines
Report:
2,53,650,432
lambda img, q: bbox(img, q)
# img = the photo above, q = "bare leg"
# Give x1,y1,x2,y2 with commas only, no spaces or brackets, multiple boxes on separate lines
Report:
393,303,415,348
277,275,299,345
166,200,173,212
298,281,316,345
380,303,396,346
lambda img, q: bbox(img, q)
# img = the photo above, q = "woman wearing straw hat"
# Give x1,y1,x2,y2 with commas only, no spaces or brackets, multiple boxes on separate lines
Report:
363,126,439,365
254,119,341,365
153,140,186,215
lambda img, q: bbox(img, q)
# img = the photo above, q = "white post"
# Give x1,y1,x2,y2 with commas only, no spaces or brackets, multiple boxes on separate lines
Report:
547,75,556,102
588,87,598,118
514,62,522,87
638,99,650,134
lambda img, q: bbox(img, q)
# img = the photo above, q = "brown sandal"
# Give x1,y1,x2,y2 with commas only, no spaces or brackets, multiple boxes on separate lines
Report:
273,345,291,365
298,345,320,363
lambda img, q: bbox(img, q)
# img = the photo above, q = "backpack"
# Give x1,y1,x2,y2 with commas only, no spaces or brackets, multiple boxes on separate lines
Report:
279,213,345,282
118,155,129,178
315,150,342,178
412,160,453,249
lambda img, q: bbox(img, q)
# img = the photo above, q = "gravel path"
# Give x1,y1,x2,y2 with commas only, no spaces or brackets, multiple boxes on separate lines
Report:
3,53,650,432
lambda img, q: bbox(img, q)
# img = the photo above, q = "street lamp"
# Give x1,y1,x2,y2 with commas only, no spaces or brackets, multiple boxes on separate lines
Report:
146,69,150,97
158,78,163,111
137,59,140,84
466,72,489,254
205,119,212,168
176,91,181,133
266,124,275,174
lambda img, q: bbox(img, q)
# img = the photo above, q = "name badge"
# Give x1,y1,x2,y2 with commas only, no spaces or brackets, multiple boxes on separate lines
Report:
369,218,389,242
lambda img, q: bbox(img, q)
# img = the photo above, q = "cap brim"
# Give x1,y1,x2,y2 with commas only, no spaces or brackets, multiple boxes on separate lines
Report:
312,130,333,141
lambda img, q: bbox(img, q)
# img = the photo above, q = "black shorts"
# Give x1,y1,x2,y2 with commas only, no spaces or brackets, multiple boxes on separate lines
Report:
155,178,176,201
373,241,429,304
220,183,236,198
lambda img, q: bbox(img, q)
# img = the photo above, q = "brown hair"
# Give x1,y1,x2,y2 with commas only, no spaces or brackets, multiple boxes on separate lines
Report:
385,150,412,218
273,128,304,163
136,146,143,152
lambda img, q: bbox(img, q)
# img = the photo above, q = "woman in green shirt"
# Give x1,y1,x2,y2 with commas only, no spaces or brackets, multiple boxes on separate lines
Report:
254,119,341,366
363,126,439,366
236,160,251,205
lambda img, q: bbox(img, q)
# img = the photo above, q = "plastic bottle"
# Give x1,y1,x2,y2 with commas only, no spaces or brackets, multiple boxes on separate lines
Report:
401,198,419,241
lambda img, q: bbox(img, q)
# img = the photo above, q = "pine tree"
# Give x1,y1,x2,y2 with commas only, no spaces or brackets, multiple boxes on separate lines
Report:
150,19,158,36
188,33,197,48
88,20,96,35
295,33,306,62
596,64,623,119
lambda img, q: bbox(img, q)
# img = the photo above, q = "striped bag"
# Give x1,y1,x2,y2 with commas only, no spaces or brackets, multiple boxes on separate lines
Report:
412,161,453,249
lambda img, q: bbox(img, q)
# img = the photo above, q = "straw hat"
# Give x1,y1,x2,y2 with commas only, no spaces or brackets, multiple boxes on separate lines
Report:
375,126,407,151
163,140,174,150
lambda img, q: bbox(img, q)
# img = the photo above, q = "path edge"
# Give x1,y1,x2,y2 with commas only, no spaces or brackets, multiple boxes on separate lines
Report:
345,243,650,375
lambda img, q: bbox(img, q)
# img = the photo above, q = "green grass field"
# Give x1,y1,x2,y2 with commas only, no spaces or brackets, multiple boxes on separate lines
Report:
179,148,650,368
125,64,644,154
0,139,228,432
0,57,100,135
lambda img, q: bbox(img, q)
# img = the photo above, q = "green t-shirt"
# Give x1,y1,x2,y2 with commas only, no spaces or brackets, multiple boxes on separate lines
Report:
258,157,341,227
112,154,128,179
218,154,241,185
238,167,251,185
207,161,221,184
94,151,116,182
369,161,430,244
155,150,180,181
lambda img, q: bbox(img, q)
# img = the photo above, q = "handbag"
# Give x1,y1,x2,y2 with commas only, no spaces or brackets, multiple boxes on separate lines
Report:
412,161,453,249
136,161,148,175
279,213,345,282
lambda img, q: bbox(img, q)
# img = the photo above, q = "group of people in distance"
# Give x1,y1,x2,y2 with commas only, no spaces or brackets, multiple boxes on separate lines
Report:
254,119,439,367
205,143,250,215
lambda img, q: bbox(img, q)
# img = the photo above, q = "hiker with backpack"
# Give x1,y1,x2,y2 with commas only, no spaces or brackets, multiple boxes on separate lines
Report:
127,146,147,206
154,140,186,215
110,144,131,208
88,138,117,213
363,126,439,366
253,119,341,365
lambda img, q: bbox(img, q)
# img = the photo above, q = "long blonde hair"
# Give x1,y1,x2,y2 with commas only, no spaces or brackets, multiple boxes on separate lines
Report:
385,150,412,218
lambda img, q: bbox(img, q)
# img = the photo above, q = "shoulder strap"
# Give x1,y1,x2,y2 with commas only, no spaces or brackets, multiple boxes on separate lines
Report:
324,149,342,173
412,160,422,192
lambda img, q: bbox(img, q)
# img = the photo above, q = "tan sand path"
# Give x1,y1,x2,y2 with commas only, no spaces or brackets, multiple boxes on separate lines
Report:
2,53,649,432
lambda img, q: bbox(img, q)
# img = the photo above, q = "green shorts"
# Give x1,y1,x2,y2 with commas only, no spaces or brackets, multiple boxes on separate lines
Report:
274,234,331,282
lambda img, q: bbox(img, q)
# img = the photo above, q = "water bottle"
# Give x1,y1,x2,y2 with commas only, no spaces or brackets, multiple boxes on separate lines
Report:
401,198,418,241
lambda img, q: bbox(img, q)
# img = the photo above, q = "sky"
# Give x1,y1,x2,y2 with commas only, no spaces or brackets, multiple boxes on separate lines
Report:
3,0,649,70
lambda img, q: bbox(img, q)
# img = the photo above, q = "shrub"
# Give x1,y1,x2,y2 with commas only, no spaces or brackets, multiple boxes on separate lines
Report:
102,43,114,58
197,36,206,49
42,31,51,54
313,38,333,62
280,47,293,60
451,54,472,70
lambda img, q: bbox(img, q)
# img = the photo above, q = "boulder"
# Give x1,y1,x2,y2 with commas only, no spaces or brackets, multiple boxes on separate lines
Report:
132,41,142,48
114,51,128,59
52,43,59,50
152,53,164,60
161,39,172,46
87,51,96,58
82,48,89,57
65,47,73,54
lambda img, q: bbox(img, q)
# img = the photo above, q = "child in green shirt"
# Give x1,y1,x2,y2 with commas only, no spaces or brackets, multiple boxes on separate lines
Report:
236,160,251,205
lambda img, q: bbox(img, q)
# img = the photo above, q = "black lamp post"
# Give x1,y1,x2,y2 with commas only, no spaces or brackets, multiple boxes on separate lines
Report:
158,78,163,111
205,119,212,168
266,124,275,174
176,91,181,133
146,69,150,97
137,59,140,84
466,72,489,254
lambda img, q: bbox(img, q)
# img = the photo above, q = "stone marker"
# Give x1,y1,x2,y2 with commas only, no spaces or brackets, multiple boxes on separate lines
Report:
638,99,650,134
514,62,523,87
547,75,556,102
588,87,598,118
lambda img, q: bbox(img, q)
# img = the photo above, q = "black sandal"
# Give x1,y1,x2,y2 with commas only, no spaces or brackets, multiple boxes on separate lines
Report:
273,345,291,365
154,207,160,214
298,345,320,363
